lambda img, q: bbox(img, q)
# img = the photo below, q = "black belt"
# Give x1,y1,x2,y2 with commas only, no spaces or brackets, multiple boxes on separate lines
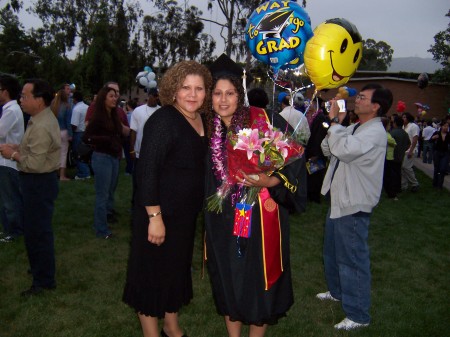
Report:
19,170,58,175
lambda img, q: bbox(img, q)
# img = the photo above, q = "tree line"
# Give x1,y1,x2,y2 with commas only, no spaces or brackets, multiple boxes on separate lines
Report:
1,0,446,99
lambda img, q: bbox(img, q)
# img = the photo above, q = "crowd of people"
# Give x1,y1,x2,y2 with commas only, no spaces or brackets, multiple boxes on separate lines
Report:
0,58,449,337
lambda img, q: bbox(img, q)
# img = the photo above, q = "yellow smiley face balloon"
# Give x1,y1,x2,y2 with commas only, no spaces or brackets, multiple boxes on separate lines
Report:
304,18,363,91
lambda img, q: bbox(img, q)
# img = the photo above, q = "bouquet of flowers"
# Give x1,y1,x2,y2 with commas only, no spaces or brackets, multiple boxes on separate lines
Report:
207,108,304,213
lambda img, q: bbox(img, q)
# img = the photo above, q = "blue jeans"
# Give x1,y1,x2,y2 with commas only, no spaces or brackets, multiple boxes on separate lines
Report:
20,171,58,288
72,132,91,178
433,151,449,188
324,211,371,324
0,166,24,237
422,140,434,164
91,152,119,237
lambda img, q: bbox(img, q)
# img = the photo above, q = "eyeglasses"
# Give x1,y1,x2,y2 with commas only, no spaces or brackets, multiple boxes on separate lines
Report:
20,94,34,100
355,94,370,101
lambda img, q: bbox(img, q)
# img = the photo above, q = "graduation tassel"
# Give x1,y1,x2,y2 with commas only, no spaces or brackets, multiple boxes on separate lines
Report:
243,69,249,107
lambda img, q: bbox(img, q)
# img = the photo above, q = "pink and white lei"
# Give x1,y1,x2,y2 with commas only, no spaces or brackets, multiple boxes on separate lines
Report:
211,115,228,182
208,115,237,211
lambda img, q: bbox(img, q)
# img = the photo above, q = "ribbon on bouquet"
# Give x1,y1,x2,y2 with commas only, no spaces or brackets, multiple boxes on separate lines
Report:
258,187,283,290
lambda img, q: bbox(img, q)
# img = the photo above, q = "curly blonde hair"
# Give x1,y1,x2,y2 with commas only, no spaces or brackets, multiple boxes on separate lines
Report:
158,60,212,114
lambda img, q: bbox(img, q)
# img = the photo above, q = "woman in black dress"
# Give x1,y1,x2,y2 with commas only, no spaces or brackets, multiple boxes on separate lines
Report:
123,61,212,337
204,55,307,337
431,120,449,189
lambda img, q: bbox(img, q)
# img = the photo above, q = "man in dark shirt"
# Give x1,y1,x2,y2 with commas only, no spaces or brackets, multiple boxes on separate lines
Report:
390,116,411,195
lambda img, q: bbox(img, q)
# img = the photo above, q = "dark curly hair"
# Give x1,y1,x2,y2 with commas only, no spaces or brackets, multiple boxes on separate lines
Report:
158,60,212,113
90,86,122,133
206,74,250,138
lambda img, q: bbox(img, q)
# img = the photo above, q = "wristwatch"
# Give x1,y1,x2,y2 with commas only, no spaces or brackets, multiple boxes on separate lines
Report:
322,117,339,129
330,117,340,124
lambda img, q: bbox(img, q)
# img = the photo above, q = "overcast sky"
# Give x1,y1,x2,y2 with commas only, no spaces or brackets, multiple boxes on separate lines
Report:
199,0,449,58
18,0,449,59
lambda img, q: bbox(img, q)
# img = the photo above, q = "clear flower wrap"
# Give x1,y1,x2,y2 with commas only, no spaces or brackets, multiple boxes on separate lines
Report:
207,108,305,213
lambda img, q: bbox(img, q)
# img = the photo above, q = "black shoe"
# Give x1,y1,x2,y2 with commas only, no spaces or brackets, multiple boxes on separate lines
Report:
0,235,14,243
161,329,187,337
411,185,419,192
21,285,56,297
104,233,113,240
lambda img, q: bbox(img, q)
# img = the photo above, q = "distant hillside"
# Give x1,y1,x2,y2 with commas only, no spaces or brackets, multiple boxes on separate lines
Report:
388,57,442,73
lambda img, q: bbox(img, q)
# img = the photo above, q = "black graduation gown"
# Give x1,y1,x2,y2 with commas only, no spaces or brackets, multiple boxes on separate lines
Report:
204,111,306,325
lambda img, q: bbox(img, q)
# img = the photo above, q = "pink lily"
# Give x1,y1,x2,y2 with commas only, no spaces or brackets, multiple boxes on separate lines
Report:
234,128,268,160
274,138,290,159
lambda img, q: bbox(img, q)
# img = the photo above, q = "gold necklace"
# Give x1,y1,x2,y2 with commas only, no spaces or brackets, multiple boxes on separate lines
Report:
179,109,198,120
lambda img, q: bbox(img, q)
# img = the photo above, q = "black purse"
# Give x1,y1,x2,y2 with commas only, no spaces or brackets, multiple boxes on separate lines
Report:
66,142,77,168
76,142,93,163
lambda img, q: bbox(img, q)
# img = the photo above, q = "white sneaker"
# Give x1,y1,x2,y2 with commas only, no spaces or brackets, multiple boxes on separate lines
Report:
334,317,369,330
74,175,91,180
316,291,339,301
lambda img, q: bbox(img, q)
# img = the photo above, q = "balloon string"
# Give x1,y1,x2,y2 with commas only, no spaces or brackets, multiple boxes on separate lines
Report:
266,68,314,134
266,68,317,137
266,70,315,93
292,89,317,135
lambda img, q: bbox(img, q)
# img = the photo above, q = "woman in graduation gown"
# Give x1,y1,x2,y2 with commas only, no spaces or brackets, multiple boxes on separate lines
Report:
123,61,212,337
204,55,307,337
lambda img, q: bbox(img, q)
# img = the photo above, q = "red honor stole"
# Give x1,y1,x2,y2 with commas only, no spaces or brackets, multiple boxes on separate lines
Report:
258,187,283,290
250,107,283,290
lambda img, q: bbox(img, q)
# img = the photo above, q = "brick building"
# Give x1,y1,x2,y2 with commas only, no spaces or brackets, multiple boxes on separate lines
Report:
305,71,449,120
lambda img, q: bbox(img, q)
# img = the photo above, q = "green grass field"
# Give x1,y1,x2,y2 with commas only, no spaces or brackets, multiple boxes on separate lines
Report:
0,166,449,337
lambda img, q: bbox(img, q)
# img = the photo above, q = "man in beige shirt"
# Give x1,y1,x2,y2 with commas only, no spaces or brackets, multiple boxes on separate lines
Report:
0,79,61,297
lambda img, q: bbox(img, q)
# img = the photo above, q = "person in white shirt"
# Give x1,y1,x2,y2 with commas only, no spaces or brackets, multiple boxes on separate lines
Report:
71,91,91,180
129,88,160,205
279,94,310,145
401,112,420,191
421,120,436,164
130,88,160,160
0,74,24,242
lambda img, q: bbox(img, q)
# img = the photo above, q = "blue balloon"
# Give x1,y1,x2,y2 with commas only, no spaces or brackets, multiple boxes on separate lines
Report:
245,0,313,72
347,87,357,97
280,54,304,70
144,66,152,72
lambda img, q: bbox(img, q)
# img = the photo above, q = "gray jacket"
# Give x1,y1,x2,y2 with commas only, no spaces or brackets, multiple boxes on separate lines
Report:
321,118,387,219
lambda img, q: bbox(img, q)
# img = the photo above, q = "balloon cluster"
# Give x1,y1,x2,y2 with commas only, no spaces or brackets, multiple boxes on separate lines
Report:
245,1,363,96
414,102,430,117
136,66,157,90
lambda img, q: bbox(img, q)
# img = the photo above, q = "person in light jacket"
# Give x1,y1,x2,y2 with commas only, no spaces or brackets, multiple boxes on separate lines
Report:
316,83,393,331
